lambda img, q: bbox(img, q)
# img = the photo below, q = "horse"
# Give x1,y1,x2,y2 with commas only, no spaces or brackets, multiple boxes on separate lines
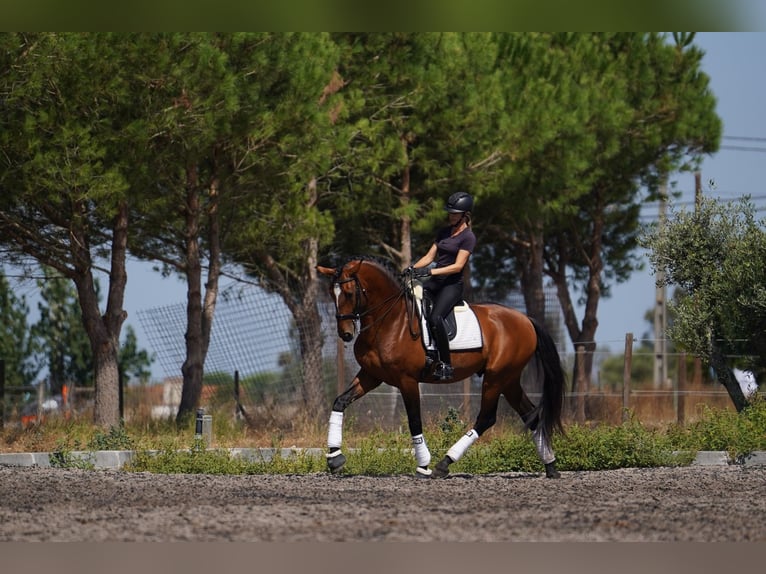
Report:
316,256,566,479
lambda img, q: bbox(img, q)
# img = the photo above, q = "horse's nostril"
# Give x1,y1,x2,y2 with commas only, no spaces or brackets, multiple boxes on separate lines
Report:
340,332,353,342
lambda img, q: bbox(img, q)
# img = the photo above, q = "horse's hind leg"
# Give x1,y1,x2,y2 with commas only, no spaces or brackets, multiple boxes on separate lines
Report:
503,383,560,479
431,382,503,479
326,370,382,473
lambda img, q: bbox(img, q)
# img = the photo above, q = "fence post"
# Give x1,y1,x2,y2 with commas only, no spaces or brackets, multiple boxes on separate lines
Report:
37,380,45,422
622,333,633,422
233,370,240,420
677,352,687,425
462,377,472,423
575,345,586,423
0,359,5,430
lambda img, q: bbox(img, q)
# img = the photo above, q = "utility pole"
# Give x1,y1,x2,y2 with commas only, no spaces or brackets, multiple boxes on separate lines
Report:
692,171,703,386
654,177,668,389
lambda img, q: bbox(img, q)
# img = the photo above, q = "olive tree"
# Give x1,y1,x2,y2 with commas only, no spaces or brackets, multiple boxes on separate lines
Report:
641,196,766,411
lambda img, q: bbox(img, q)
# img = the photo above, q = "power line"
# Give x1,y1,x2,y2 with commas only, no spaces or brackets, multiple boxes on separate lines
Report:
719,135,766,153
720,145,766,152
722,135,766,142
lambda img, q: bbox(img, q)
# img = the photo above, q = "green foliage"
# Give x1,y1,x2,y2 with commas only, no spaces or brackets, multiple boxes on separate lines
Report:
457,432,540,473
49,435,94,470
554,417,685,470
0,271,39,387
642,196,766,409
31,267,94,393
666,397,766,460
87,425,134,451
643,198,766,360
341,432,414,476
126,443,327,475
128,443,251,475
10,400,766,475
119,326,154,386
49,447,95,471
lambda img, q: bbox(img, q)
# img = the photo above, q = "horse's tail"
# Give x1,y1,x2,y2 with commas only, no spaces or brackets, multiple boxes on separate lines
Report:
530,318,566,439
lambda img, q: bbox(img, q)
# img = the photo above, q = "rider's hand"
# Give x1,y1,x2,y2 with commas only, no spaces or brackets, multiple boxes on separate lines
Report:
412,267,431,278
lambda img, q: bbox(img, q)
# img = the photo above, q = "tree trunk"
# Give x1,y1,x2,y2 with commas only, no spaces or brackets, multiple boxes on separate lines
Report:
709,341,748,413
74,201,129,428
519,222,546,324
577,194,605,382
296,303,326,415
201,178,222,360
296,181,326,416
178,171,204,424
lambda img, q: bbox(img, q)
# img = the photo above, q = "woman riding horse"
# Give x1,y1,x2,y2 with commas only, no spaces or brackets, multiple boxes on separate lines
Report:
410,191,476,381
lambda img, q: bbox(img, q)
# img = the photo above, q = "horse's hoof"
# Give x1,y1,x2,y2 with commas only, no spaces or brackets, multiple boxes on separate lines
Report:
431,457,451,479
415,466,432,478
326,451,346,473
544,462,561,479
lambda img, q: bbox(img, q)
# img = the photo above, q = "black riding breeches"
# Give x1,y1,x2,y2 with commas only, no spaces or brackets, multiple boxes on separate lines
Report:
423,280,462,363
424,281,463,326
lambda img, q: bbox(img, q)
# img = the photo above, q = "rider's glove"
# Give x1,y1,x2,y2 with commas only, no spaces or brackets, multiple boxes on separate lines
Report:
412,267,431,279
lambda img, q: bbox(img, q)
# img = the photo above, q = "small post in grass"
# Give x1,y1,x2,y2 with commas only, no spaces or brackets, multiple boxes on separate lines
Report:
623,333,633,422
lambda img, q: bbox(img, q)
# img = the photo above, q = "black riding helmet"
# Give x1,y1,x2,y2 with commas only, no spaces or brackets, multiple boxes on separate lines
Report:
445,191,474,213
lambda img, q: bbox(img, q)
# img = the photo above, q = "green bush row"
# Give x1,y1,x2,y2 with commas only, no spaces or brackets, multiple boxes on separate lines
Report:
117,398,766,475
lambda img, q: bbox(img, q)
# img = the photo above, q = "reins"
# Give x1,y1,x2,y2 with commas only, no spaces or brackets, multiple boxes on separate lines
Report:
356,288,407,334
333,264,422,339
401,269,423,340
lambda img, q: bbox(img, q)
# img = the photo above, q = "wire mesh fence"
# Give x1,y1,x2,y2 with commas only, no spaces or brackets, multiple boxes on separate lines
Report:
131,282,741,431
131,282,573,428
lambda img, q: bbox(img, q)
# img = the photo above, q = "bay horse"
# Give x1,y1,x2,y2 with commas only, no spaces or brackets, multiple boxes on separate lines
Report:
317,256,566,478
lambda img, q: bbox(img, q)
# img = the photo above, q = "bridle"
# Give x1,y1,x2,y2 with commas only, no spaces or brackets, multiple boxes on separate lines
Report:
331,267,417,337
332,275,366,322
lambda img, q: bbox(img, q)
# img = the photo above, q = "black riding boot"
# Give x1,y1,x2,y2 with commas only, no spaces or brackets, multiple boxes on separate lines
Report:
431,317,453,380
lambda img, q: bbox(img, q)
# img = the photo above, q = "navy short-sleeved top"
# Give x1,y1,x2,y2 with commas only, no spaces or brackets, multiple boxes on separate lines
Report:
432,226,476,285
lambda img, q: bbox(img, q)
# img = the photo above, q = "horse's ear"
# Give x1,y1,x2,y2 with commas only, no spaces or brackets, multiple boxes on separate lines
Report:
348,259,363,274
316,265,336,277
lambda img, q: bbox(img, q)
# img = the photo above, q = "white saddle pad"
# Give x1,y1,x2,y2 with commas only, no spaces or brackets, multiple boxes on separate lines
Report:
413,284,483,351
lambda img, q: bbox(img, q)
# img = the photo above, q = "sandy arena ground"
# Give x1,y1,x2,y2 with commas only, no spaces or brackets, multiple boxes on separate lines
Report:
1,464,765,542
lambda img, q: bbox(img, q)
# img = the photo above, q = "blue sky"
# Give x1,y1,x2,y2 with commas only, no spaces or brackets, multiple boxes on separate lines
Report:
591,32,766,351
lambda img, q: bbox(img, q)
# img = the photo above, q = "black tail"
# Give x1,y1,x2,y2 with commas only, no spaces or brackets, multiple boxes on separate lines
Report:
530,318,566,439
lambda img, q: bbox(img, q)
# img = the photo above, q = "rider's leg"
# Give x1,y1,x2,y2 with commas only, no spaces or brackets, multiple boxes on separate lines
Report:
429,316,453,380
427,283,462,380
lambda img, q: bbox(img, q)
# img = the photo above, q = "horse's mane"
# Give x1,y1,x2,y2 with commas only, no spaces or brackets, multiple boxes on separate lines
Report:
339,254,402,285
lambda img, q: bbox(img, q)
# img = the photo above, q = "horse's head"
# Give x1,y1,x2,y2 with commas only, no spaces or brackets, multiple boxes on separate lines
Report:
317,259,367,342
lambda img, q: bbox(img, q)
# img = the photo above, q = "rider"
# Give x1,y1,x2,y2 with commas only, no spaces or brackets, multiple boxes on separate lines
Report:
410,191,476,380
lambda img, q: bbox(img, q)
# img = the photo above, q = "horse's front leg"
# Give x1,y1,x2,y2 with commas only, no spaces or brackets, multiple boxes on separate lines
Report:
398,377,433,478
327,369,382,473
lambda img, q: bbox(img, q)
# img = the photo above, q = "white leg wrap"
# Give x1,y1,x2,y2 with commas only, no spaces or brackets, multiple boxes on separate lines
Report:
445,429,479,462
411,434,431,468
327,411,343,449
533,427,555,464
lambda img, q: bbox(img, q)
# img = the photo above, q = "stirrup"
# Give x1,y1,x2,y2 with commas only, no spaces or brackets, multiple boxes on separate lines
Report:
433,362,453,380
